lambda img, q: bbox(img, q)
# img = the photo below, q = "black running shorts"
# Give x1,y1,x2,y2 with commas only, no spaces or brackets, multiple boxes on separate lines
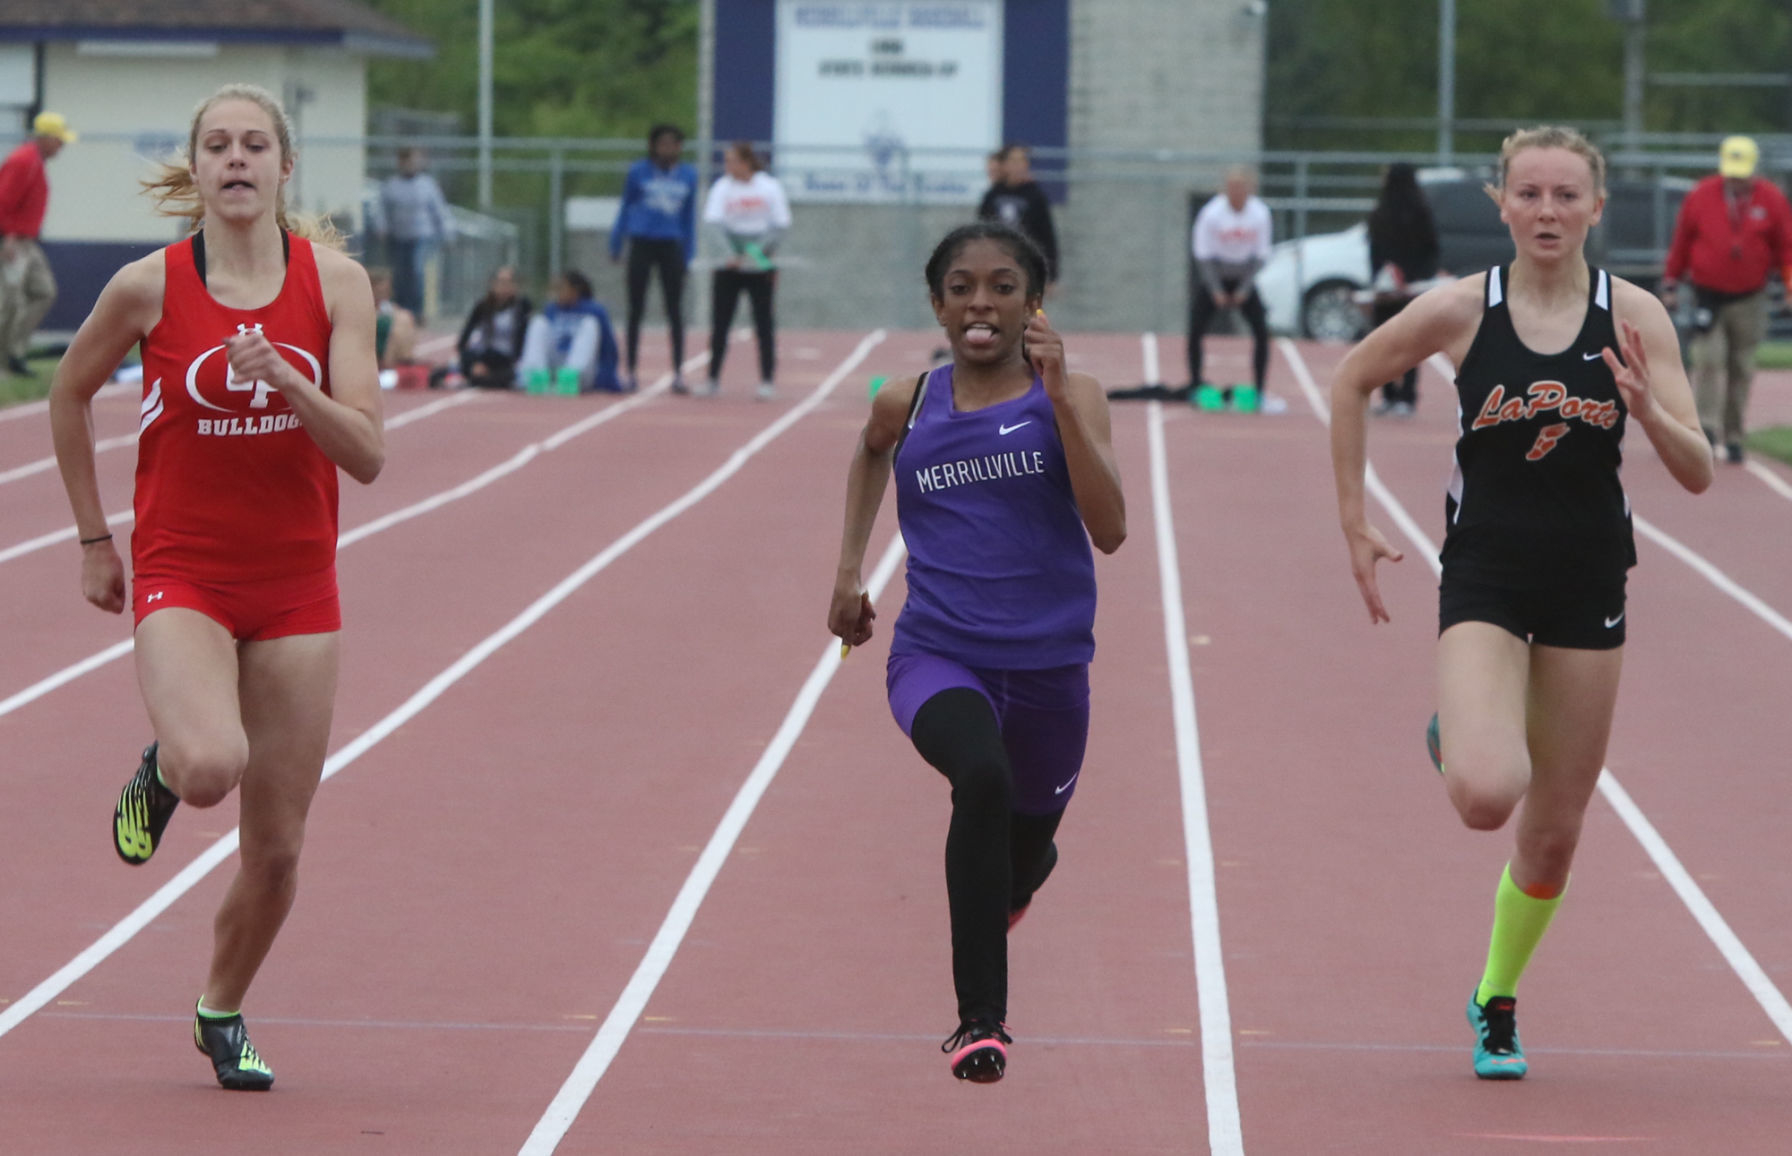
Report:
1438,571,1627,650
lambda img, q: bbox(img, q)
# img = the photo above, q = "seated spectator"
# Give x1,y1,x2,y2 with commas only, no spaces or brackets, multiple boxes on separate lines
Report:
367,266,427,389
445,265,532,389
517,269,621,392
368,267,417,365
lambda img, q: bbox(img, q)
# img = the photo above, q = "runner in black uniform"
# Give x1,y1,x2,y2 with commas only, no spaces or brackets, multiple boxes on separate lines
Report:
1327,126,1713,1081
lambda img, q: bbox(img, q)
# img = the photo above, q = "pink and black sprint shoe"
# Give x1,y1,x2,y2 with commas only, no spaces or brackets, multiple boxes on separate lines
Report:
942,1020,1012,1083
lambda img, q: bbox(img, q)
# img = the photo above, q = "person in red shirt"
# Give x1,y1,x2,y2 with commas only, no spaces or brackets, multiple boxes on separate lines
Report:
0,110,73,376
1660,135,1792,463
48,84,383,1091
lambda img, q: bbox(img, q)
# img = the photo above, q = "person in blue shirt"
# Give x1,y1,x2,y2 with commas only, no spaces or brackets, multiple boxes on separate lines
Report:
610,124,697,392
517,270,621,392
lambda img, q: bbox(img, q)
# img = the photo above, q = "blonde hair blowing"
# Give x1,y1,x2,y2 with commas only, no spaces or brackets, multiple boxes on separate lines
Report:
140,83,343,249
1486,124,1608,201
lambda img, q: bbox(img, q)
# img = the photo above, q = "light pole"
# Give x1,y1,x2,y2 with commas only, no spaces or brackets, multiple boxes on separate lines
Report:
1610,0,1647,159
1437,0,1455,164
478,0,493,213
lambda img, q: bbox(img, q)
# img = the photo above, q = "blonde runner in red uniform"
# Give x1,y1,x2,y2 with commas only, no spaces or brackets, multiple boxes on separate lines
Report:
49,84,383,1091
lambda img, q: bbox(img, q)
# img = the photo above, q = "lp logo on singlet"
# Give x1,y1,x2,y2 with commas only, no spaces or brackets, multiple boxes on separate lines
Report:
183,323,321,414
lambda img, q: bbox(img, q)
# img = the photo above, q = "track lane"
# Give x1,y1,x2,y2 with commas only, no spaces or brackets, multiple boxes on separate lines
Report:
545,333,1211,1154
0,330,914,1152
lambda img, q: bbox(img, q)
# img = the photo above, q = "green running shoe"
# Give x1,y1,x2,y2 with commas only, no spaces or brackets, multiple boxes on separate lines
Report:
1426,713,1444,775
195,1002,275,1091
1230,382,1259,413
1193,383,1226,411
114,742,178,865
1467,992,1527,1080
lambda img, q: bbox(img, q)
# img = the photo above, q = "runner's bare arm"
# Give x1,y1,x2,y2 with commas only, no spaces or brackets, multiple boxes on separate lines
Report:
1328,276,1480,621
231,247,385,484
829,374,916,644
1607,279,1713,495
49,255,167,612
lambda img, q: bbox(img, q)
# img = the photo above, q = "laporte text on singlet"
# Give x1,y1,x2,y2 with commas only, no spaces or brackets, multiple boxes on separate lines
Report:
197,413,304,437
916,450,1046,494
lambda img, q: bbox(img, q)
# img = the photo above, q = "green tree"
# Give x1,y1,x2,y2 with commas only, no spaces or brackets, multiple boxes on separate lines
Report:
362,0,698,141
1266,0,1791,153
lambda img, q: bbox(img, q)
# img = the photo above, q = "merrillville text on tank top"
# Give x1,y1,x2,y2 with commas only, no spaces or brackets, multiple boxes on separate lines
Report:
891,364,1097,670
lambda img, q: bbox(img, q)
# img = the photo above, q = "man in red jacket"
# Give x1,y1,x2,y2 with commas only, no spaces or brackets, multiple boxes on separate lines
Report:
1661,135,1792,463
0,110,73,378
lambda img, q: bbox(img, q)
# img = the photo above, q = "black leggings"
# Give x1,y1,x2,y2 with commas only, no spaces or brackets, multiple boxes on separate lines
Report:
910,688,1065,1025
1188,283,1269,390
709,268,777,384
625,238,687,374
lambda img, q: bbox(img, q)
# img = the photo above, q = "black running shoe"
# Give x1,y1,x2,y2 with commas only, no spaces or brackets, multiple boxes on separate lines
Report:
194,1003,275,1090
114,742,178,865
942,1019,1011,1083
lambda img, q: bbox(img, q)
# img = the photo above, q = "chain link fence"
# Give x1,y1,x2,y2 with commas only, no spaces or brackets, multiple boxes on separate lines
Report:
40,129,1785,339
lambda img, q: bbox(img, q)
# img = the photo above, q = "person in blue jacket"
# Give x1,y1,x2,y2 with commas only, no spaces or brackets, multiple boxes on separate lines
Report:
610,124,697,392
517,270,621,392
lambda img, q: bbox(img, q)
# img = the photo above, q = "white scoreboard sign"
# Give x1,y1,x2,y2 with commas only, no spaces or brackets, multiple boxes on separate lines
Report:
774,1,1004,203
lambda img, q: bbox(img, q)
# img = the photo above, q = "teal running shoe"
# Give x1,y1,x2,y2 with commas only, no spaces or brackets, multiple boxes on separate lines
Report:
1467,993,1527,1079
1192,383,1226,411
1230,382,1259,413
1426,713,1444,775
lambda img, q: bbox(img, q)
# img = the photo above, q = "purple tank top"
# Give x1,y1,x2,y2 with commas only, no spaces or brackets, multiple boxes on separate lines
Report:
890,364,1097,668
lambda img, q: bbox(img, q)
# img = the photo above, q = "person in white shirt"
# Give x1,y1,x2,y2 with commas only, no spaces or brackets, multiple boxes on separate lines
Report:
702,141,792,400
1189,167,1280,413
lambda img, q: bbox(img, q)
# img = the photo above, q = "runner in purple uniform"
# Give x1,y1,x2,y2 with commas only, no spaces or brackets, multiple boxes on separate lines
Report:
829,222,1126,1083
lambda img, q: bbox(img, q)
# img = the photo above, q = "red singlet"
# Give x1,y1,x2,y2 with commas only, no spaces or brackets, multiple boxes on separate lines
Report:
133,234,339,629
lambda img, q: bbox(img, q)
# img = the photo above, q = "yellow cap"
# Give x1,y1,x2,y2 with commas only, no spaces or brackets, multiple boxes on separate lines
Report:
31,111,75,144
1719,135,1758,179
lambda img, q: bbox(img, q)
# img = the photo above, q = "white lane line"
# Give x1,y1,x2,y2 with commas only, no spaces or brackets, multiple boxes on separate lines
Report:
1146,378,1245,1151
0,359,702,718
384,388,484,430
0,507,134,567
0,381,130,425
1280,337,1792,1047
0,433,135,486
0,330,886,1046
519,528,907,1155
0,383,487,569
1142,330,1162,386
1743,458,1792,504
1633,514,1792,643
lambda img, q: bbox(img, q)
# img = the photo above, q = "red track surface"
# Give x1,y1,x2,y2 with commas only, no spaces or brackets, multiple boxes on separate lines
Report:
0,330,1789,1153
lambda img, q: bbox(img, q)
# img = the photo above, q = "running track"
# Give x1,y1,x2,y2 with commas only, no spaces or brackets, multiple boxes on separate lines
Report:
1,331,1789,1153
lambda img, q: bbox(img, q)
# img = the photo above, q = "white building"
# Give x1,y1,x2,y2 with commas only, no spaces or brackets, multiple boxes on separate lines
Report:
0,1,429,331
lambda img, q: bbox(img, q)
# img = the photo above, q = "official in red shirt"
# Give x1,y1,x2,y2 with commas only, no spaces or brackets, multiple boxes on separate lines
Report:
1661,135,1792,462
0,110,72,376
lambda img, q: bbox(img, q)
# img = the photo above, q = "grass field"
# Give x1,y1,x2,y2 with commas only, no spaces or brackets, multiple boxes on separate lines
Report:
1756,341,1792,371
1747,424,1792,465
0,355,61,408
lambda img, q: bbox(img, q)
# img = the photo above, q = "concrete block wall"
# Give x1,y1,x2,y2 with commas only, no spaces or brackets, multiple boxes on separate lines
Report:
1060,0,1267,333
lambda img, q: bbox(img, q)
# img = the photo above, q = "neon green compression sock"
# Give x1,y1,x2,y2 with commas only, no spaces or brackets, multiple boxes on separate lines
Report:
1475,863,1565,1004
